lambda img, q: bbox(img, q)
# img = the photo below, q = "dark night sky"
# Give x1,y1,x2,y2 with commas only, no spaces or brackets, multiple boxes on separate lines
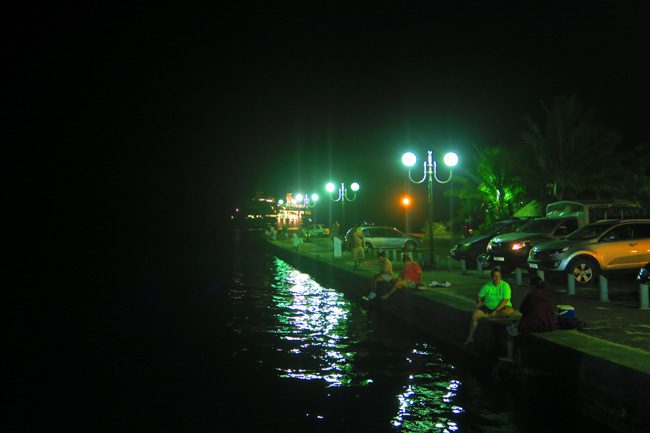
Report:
8,2,650,264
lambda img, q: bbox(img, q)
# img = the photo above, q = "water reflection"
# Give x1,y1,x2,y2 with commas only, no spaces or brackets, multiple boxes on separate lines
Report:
268,258,465,431
270,258,367,387
392,344,464,432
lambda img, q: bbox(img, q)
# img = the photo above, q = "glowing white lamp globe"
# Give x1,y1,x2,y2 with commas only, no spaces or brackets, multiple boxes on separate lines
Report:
443,152,459,167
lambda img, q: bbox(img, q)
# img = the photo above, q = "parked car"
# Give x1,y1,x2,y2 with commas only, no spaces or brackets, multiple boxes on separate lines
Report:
450,218,527,266
301,224,330,237
528,219,650,286
344,226,422,252
485,217,580,273
545,199,642,227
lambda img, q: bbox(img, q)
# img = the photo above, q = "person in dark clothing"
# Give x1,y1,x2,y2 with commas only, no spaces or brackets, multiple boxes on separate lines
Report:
499,276,556,362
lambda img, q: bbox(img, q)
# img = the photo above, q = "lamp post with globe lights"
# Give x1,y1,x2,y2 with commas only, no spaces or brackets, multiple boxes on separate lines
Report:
326,181,359,231
402,150,458,268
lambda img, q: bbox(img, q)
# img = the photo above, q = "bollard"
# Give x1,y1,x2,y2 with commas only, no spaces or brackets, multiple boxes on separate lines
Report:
536,270,544,281
567,273,576,296
460,259,467,275
515,268,523,286
599,275,609,302
447,256,453,271
476,258,483,278
640,284,649,310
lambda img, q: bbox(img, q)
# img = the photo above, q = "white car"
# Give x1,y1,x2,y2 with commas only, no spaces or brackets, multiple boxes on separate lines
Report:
302,224,330,237
345,226,421,251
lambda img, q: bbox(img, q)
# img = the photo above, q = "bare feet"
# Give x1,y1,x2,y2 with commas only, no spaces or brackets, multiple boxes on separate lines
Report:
380,294,389,301
463,338,474,345
498,357,514,363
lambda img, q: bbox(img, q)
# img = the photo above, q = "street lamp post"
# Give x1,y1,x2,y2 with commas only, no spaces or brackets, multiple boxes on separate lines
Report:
293,193,319,225
401,195,411,234
326,181,359,230
402,150,458,268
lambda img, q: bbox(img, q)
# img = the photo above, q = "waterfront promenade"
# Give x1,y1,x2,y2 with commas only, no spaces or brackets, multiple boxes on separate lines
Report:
266,235,650,431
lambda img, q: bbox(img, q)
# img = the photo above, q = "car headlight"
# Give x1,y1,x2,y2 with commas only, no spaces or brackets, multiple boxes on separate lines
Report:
549,246,570,255
511,241,529,251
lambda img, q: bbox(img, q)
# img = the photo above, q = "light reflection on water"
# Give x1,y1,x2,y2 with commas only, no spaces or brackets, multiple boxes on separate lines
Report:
270,258,364,387
268,257,466,430
391,346,465,432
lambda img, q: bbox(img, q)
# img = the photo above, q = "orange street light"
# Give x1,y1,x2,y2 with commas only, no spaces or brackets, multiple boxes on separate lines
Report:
401,196,412,233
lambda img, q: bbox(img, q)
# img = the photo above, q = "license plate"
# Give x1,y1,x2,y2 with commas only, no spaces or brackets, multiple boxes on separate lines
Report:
529,263,539,269
494,256,505,262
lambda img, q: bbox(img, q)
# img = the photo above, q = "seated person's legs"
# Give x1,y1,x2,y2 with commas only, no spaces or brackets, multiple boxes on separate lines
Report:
380,278,410,300
464,307,490,344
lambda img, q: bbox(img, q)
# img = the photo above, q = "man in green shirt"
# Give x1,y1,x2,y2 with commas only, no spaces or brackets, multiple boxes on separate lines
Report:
464,268,514,345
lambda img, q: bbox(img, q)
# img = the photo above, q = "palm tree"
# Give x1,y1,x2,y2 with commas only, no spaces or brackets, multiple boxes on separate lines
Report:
521,95,621,201
451,145,525,227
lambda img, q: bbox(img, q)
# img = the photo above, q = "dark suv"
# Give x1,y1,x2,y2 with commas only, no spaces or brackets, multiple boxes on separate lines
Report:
485,217,580,273
450,219,527,266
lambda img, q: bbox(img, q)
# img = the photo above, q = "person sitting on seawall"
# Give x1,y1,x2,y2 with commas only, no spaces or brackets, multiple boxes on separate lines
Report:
498,276,556,362
464,268,514,345
380,254,422,300
362,251,395,301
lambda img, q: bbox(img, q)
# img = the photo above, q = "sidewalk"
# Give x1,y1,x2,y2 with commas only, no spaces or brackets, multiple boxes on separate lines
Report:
272,236,650,360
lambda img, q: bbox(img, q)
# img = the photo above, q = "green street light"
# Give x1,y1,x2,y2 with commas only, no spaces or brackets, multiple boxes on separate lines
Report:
326,181,360,229
401,149,459,269
311,193,319,202
401,152,417,167
295,193,304,202
444,152,459,167
278,199,284,205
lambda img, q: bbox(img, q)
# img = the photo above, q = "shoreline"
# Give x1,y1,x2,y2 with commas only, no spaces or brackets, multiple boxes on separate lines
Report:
265,237,650,432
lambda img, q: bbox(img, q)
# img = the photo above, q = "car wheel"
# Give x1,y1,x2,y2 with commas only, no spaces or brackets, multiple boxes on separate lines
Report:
404,240,417,252
568,257,599,286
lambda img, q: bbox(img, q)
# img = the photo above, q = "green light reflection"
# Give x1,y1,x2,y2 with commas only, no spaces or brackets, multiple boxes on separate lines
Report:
270,258,366,387
392,345,464,432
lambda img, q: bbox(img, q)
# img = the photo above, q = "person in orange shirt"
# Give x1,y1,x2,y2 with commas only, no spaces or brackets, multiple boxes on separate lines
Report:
381,254,422,300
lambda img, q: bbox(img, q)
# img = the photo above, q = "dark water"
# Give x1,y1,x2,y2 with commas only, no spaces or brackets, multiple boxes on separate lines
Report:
11,230,613,432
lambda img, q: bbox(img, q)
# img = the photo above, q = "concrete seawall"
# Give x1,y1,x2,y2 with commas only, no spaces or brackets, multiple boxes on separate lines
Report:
267,240,650,432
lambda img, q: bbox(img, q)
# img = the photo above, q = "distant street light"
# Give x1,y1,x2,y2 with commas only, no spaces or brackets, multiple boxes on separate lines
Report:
293,192,318,208
402,150,458,268
401,195,412,234
326,181,359,229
